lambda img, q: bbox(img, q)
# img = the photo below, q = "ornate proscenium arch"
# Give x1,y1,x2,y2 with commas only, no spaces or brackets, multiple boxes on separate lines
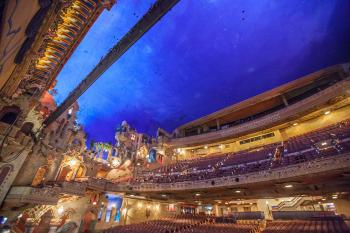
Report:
43,0,180,127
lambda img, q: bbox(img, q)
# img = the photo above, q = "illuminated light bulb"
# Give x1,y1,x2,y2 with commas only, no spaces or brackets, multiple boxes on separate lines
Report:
324,111,331,115
284,184,293,188
69,159,77,166
293,123,298,126
57,206,64,215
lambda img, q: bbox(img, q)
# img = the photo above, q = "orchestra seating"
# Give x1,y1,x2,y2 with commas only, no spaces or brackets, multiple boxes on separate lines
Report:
232,212,265,220
133,119,350,184
103,214,349,233
103,215,206,233
271,211,336,220
262,219,350,233
103,215,260,233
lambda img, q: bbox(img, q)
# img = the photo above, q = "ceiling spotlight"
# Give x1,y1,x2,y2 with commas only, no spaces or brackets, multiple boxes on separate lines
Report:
195,193,201,196
293,123,298,126
284,184,293,188
321,142,327,146
161,194,167,197
129,194,135,197
332,196,338,199
235,190,241,193
204,146,208,149
324,110,331,115
322,198,326,201
69,159,77,166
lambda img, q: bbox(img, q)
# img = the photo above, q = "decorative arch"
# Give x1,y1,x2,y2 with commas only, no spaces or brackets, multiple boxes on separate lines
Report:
31,165,48,186
81,209,97,233
20,122,34,136
75,164,86,178
60,122,69,138
0,164,14,187
55,118,66,135
56,165,73,181
0,105,21,124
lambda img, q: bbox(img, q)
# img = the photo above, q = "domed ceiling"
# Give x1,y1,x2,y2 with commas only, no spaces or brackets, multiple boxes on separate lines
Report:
54,0,350,142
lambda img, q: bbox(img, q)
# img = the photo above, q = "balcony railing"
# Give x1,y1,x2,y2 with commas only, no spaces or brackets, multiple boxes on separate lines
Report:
81,152,350,193
5,186,60,205
169,78,350,146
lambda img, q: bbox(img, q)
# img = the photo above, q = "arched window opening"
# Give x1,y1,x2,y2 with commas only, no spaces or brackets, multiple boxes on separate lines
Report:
21,122,34,136
0,106,21,125
0,165,13,187
31,166,47,186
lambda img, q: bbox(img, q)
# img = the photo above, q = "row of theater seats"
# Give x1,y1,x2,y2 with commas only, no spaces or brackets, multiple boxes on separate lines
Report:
104,215,259,233
134,119,350,184
104,214,350,233
103,215,206,233
271,211,336,220
262,220,350,233
178,222,259,233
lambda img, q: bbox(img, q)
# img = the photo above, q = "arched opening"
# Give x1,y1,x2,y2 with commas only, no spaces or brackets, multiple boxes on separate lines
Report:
60,122,68,138
82,209,97,232
33,210,53,233
57,166,73,181
20,122,34,136
31,166,47,186
55,118,66,135
0,165,13,187
0,105,21,124
75,165,86,178
47,130,54,142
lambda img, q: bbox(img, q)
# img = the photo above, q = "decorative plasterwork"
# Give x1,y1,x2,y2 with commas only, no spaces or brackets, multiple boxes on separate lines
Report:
1,0,115,98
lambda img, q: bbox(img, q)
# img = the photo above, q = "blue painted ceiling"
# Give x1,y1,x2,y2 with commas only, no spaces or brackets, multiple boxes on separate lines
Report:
54,0,350,143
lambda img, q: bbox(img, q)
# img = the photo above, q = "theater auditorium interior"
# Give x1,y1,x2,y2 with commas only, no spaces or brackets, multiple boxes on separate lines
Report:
1,0,350,233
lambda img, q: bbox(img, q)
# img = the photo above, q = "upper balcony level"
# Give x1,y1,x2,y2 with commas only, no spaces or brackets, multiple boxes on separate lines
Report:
165,64,350,147
55,119,350,199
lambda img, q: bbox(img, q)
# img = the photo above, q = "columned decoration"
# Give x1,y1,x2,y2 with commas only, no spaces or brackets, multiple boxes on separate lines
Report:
1,0,116,98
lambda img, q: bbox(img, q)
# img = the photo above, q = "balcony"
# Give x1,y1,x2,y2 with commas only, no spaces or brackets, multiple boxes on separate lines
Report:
45,181,87,196
127,152,350,192
5,186,60,205
168,78,350,147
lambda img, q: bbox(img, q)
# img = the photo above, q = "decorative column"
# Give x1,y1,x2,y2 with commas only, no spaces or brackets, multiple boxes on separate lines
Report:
24,222,36,233
216,119,220,130
333,199,350,218
256,199,273,220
